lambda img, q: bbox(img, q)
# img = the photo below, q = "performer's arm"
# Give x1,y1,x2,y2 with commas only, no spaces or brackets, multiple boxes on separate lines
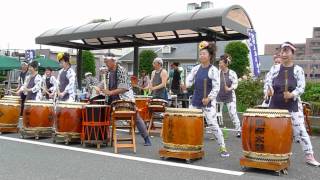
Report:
30,75,42,93
186,65,198,88
207,66,220,101
63,69,76,94
291,66,305,100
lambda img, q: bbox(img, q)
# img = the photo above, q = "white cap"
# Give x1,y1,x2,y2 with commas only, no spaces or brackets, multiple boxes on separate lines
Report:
84,72,92,77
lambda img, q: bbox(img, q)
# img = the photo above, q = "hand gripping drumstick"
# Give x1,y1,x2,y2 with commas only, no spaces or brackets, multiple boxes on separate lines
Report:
284,70,288,103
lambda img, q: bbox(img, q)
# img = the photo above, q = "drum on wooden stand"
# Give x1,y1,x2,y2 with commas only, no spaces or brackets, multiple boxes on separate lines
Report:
159,108,204,163
302,102,312,135
53,102,87,145
135,95,152,122
20,100,54,139
82,104,111,148
111,100,137,153
240,108,292,175
0,100,20,133
147,99,168,134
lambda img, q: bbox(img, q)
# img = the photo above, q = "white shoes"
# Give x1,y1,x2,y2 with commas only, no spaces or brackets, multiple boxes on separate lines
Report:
305,154,320,167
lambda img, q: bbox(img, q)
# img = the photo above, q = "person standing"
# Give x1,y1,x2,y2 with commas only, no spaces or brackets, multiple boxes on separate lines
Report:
217,54,241,137
17,61,42,101
186,41,229,157
149,58,169,100
42,67,57,100
97,53,152,146
265,42,320,166
56,52,76,102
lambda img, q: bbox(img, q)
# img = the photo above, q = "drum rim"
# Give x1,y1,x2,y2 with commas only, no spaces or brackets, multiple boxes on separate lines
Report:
85,104,109,108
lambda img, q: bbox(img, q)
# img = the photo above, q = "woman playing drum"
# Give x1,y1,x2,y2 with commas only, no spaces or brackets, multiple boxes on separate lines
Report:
186,41,229,157
16,61,42,101
264,42,319,166
217,54,241,137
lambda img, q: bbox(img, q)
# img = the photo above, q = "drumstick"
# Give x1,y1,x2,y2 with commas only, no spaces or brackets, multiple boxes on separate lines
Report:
203,78,208,107
284,70,288,103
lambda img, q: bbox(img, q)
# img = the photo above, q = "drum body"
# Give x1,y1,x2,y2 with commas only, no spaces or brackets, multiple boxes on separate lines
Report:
23,101,54,128
56,102,86,133
111,100,135,112
135,96,152,121
0,102,20,130
148,99,167,112
162,108,204,152
242,108,292,163
82,104,111,145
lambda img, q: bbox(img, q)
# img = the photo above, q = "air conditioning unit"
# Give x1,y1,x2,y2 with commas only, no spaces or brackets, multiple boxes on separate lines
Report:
162,45,171,54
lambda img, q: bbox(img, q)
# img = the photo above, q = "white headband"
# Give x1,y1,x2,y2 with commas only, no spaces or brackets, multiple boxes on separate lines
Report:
281,43,296,52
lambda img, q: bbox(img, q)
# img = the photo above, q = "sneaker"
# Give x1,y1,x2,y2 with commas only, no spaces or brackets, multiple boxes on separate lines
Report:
144,136,152,146
305,154,320,166
219,147,230,158
236,131,241,138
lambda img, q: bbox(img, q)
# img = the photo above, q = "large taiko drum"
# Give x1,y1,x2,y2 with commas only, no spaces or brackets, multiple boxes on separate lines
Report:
135,95,152,121
0,101,20,133
54,102,87,144
241,108,292,164
159,108,204,162
21,100,54,139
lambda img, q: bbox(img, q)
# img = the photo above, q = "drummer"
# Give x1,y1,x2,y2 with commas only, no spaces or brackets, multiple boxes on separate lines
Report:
149,58,169,100
15,61,29,115
96,53,152,146
16,61,42,101
186,41,229,157
42,67,57,100
56,52,76,102
264,42,319,166
217,54,241,138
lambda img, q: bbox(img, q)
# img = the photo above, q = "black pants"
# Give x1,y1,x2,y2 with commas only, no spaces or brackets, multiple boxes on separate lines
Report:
20,93,26,116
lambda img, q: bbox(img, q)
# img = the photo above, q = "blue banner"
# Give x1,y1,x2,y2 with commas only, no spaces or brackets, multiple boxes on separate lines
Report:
25,50,36,62
247,29,260,77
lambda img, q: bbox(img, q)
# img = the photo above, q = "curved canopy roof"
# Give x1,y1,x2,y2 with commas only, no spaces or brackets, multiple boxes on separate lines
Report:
35,5,253,50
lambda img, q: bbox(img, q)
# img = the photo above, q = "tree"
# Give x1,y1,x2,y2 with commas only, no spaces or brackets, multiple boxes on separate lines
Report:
82,50,96,78
224,41,250,77
139,50,157,75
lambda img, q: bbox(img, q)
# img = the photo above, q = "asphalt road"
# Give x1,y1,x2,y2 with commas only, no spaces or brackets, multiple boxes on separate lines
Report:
0,128,319,180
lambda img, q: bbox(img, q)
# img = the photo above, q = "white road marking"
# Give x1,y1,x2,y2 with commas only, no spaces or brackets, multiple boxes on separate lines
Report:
0,136,244,176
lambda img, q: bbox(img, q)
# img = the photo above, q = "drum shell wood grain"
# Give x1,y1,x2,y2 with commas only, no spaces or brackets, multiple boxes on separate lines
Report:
0,102,20,125
242,115,292,155
56,105,84,133
162,112,204,151
23,102,54,128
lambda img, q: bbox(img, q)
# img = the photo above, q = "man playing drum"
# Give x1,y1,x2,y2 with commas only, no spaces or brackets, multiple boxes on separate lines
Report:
96,53,152,146
56,53,76,102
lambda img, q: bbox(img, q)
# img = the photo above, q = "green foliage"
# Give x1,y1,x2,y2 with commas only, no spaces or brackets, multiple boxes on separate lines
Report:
82,50,96,78
139,50,157,75
225,41,250,78
301,81,320,115
235,79,264,112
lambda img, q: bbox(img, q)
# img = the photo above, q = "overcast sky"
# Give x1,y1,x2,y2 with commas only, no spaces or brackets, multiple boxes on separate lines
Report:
0,0,319,54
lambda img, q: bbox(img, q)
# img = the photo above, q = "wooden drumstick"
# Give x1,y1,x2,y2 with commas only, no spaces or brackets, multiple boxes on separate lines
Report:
284,70,288,103
204,78,207,98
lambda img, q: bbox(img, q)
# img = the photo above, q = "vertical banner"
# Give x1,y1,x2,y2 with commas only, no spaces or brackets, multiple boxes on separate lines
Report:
25,50,36,62
247,28,260,77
